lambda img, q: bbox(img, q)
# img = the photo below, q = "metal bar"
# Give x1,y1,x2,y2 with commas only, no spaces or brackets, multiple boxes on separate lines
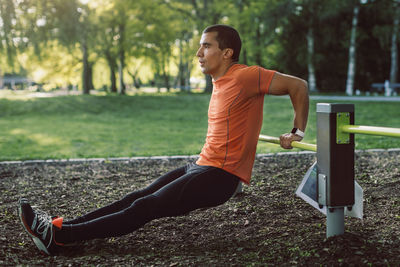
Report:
341,125,400,138
258,134,317,152
326,207,345,238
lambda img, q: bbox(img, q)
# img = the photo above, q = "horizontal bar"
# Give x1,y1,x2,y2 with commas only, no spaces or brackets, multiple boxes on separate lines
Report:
259,134,317,152
341,125,400,138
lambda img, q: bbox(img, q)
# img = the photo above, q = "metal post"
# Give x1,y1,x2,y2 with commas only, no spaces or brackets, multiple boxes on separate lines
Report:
316,103,355,238
327,207,344,237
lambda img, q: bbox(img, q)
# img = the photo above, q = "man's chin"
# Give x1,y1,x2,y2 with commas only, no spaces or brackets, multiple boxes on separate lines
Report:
200,68,209,74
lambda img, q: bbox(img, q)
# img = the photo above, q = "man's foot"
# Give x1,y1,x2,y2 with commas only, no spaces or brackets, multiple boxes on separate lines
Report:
18,198,64,255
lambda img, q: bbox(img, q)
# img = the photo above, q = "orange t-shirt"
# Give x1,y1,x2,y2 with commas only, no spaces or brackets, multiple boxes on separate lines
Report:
196,64,276,184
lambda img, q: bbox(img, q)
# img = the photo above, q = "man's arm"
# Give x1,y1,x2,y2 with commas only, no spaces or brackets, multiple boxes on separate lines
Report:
268,72,309,149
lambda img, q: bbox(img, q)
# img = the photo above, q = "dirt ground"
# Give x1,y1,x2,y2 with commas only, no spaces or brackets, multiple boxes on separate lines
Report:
1,151,399,266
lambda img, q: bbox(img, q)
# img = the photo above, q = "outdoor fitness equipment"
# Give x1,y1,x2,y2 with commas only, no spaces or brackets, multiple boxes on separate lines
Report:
256,103,400,238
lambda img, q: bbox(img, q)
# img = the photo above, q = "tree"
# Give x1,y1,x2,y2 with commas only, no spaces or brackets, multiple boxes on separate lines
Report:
302,0,319,92
0,0,16,87
1,0,397,96
160,0,225,92
94,16,119,93
93,0,134,94
175,24,196,92
0,0,55,74
286,0,354,93
29,0,97,94
306,27,317,92
113,0,130,95
137,0,181,92
345,1,360,95
253,1,293,66
77,2,96,94
390,0,400,85
0,0,17,70
272,0,315,85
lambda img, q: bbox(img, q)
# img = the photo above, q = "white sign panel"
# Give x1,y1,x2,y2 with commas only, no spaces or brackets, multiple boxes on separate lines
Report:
295,161,363,219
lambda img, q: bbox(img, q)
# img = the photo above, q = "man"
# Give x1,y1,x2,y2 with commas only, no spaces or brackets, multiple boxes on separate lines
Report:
18,24,308,255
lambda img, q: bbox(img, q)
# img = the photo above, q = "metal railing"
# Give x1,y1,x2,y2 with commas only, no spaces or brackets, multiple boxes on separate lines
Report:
257,103,400,239
340,125,400,138
258,125,400,152
258,134,317,152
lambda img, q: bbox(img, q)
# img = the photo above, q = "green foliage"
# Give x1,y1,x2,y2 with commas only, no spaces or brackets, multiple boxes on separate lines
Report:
0,0,19,70
1,0,399,93
0,93,399,161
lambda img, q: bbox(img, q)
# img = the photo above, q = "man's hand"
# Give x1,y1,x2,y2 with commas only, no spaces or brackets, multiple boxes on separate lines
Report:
279,133,303,149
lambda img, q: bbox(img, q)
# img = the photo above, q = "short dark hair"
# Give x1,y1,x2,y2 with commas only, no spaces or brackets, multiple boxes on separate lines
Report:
203,24,241,62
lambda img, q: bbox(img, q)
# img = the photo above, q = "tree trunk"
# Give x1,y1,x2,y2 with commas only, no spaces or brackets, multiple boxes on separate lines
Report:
163,72,170,92
185,61,191,92
204,75,213,93
88,63,94,90
105,51,117,93
307,27,317,92
345,3,360,95
127,68,141,90
237,0,246,65
110,67,117,93
118,24,126,95
178,39,185,91
0,68,3,89
118,59,125,95
110,62,117,93
162,54,170,92
82,40,91,95
390,0,400,85
154,61,161,92
255,18,262,66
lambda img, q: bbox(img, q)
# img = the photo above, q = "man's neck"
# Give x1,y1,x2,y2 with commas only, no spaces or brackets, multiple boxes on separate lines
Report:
211,62,237,81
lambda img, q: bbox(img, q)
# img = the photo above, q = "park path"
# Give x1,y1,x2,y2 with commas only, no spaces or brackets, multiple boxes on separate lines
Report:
2,89,400,102
28,93,400,102
309,95,400,102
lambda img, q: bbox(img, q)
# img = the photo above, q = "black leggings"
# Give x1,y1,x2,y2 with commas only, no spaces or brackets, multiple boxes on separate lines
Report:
56,164,240,243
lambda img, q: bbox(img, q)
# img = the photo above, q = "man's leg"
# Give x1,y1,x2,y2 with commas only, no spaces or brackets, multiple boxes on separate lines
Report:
171,165,240,214
55,165,239,244
18,165,190,254
64,165,187,224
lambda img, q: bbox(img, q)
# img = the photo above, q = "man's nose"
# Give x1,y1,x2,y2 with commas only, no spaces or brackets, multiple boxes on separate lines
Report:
196,47,203,57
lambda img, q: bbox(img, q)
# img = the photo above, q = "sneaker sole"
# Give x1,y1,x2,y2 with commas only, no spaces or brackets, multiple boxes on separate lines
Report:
18,204,51,255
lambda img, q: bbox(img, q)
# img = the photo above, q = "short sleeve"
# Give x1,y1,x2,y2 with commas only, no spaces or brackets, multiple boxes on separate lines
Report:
258,67,276,94
234,65,276,97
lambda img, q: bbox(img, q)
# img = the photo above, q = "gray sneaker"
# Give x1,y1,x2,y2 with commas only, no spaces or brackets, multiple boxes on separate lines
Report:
18,198,63,255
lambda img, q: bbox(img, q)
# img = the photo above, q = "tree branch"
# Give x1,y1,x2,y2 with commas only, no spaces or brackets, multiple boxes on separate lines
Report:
157,0,193,18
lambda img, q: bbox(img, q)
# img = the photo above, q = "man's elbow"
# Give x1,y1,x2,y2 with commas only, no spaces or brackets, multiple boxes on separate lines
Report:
292,78,308,97
298,79,309,95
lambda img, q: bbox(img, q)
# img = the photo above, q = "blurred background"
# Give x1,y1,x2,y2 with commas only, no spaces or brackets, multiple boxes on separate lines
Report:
0,0,399,95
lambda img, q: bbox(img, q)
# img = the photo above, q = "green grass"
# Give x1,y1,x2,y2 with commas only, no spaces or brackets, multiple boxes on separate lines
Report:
0,91,399,161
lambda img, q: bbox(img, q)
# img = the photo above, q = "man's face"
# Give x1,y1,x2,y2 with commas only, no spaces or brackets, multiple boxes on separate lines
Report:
196,32,225,76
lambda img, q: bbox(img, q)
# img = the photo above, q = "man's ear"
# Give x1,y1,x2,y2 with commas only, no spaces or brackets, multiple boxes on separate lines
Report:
223,48,234,59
